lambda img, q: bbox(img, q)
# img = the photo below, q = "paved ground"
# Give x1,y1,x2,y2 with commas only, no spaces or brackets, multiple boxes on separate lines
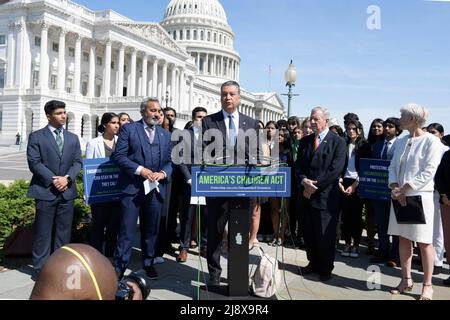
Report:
1,236,450,300
0,145,31,184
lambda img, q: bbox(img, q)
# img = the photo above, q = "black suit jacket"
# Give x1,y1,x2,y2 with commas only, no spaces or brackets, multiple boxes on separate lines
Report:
202,111,260,165
178,127,203,182
296,130,346,210
27,126,82,201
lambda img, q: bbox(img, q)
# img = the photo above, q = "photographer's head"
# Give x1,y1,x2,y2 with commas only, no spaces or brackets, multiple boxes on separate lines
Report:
30,244,118,300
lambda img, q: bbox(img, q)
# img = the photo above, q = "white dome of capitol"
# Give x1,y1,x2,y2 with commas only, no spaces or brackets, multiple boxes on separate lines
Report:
164,0,228,24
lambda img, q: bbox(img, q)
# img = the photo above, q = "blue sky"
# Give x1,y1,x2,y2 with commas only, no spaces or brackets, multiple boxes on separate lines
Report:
75,0,450,131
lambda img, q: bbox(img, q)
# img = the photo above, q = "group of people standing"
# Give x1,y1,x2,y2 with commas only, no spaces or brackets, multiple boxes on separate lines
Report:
26,82,450,300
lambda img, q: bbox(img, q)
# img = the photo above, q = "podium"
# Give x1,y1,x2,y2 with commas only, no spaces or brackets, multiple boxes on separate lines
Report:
192,166,291,298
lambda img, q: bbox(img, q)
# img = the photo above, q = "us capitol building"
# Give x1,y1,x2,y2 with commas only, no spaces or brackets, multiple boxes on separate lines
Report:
0,0,284,145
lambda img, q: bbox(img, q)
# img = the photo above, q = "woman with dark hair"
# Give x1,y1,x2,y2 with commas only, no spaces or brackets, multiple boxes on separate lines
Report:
118,112,133,127
85,112,120,259
269,129,292,246
339,119,367,258
359,118,384,255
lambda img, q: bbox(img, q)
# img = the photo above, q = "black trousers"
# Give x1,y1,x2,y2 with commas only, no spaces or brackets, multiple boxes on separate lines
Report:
180,185,207,250
32,196,74,272
300,200,339,274
90,202,121,257
341,178,364,246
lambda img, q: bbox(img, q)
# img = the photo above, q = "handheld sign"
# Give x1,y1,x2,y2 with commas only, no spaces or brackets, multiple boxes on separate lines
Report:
83,158,122,205
358,158,391,201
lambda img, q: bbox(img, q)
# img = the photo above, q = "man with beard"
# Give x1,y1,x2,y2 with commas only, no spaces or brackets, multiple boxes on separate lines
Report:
112,97,173,280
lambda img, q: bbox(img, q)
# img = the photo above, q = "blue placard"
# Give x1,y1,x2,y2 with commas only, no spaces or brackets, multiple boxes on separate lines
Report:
83,158,122,205
192,166,291,197
358,158,391,201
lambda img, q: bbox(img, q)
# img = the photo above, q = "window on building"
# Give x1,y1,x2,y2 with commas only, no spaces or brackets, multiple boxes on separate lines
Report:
81,116,84,138
173,32,177,40
0,67,4,89
186,29,190,40
52,42,59,52
207,32,211,42
214,33,217,43
66,79,72,93
179,30,183,40
83,52,89,62
193,30,197,40
96,57,102,66
95,84,101,97
50,75,57,90
68,47,75,57
35,36,41,47
200,31,204,41
219,34,222,44
111,61,114,69
32,70,39,88
124,65,127,73
0,35,5,45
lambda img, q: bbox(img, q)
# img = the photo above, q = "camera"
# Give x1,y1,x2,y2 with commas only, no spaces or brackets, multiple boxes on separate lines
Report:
115,272,151,300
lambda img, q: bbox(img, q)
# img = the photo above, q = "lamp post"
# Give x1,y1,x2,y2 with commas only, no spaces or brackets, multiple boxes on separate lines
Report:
282,60,299,118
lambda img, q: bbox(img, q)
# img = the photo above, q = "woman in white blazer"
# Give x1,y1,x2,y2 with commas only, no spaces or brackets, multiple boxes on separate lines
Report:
85,112,120,259
388,104,442,300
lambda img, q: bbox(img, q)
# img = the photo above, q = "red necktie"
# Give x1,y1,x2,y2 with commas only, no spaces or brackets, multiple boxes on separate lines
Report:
314,134,319,152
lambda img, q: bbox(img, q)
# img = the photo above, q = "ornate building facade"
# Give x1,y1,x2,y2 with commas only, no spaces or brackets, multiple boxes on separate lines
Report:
0,0,284,145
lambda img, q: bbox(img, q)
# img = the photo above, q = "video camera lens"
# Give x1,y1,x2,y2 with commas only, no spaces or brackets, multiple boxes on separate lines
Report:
115,272,151,300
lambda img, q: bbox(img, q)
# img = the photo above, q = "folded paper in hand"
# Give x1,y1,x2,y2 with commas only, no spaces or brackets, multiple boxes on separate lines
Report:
392,195,426,224
144,180,159,195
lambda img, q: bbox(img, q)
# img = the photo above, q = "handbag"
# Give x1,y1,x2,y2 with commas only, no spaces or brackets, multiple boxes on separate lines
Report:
392,195,426,224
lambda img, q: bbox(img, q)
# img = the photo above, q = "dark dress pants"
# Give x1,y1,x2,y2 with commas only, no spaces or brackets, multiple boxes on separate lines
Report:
115,189,162,274
90,202,121,257
373,199,399,259
32,195,74,272
300,199,339,274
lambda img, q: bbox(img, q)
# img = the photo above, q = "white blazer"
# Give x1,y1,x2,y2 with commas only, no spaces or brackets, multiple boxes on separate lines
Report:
85,135,118,159
388,133,442,193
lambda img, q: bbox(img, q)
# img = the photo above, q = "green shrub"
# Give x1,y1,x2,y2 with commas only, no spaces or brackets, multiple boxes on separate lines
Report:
0,175,91,256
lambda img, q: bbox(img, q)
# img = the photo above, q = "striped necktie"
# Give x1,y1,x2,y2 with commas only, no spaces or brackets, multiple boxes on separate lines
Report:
54,128,63,156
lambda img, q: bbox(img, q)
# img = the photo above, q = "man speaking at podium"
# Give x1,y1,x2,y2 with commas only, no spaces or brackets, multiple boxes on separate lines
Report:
202,81,260,287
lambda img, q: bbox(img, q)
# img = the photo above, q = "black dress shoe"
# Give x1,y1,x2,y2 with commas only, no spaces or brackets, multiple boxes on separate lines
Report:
443,277,450,286
319,272,332,282
208,275,220,286
299,264,318,275
145,266,159,280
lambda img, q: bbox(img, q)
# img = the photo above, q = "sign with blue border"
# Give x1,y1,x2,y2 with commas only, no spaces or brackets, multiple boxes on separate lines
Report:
192,166,291,197
358,158,391,201
83,158,122,205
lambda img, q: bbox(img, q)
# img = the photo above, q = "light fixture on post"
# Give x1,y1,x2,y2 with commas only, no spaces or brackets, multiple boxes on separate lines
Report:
282,60,299,118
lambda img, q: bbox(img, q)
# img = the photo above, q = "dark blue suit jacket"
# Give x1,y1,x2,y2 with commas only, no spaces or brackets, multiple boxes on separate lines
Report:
112,120,173,198
296,130,346,210
27,126,82,201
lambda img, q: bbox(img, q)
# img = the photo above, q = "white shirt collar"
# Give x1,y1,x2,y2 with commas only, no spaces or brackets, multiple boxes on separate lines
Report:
222,109,239,119
48,124,63,134
318,128,329,141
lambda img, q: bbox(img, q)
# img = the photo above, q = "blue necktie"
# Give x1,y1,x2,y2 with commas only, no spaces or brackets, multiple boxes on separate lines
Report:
146,126,155,144
381,141,389,160
54,128,63,156
228,115,237,147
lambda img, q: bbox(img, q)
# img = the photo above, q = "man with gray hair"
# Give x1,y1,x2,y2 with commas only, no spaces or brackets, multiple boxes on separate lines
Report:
295,106,346,281
112,97,173,280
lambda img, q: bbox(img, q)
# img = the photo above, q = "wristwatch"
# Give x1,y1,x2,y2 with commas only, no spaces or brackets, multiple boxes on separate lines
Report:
65,175,72,184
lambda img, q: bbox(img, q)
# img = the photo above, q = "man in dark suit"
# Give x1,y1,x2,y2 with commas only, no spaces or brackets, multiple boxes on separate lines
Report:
296,106,346,281
112,97,172,280
27,100,82,277
176,107,208,263
202,81,260,285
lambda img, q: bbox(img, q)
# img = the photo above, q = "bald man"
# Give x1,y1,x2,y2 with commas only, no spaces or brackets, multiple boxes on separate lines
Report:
30,244,142,300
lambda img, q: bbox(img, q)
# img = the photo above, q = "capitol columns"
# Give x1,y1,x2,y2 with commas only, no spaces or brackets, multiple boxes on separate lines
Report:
161,60,168,103
151,57,158,98
213,54,217,76
129,48,136,97
57,28,67,92
117,44,125,97
14,21,26,88
220,56,224,77
205,54,209,75
73,33,81,95
178,67,185,111
38,21,49,91
87,40,96,97
196,53,200,72
141,53,148,97
102,38,112,98
170,64,177,107
189,75,194,112
6,22,15,88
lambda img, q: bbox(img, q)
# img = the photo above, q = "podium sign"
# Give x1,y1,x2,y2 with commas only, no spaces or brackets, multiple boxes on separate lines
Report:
83,158,122,205
358,158,391,201
192,166,291,197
